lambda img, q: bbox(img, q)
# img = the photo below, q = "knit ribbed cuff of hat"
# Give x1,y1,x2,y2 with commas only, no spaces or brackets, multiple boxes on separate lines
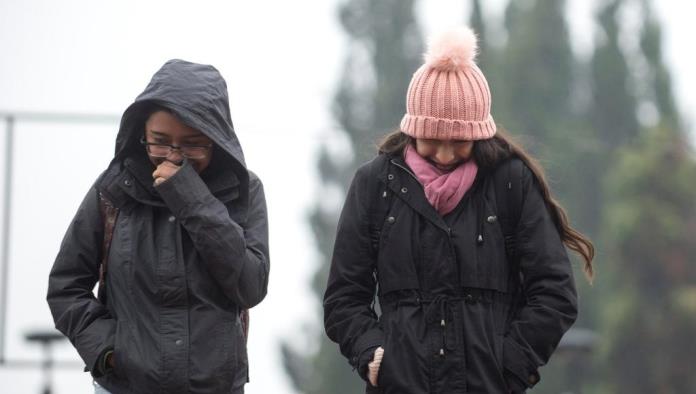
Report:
400,114,496,141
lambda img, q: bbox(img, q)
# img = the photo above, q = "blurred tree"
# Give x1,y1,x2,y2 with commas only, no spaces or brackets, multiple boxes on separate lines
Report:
469,0,485,49
470,0,613,392
497,0,605,238
499,0,575,143
469,0,490,70
590,0,640,151
638,0,681,130
494,2,604,392
468,0,504,113
282,1,422,393
602,125,696,392
600,1,696,391
463,0,694,392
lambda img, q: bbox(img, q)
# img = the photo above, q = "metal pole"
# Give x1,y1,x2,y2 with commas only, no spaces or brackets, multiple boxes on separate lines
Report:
40,341,52,394
0,111,120,124
0,115,15,364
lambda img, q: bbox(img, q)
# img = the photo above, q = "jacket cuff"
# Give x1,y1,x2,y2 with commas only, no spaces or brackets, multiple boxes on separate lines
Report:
93,348,114,377
503,336,540,389
350,328,384,369
504,369,528,392
74,319,116,378
155,161,211,217
86,340,114,378
356,346,379,382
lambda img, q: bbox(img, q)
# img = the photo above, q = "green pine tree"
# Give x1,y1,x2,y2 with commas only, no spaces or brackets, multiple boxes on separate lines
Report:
497,0,605,237
468,0,504,112
601,124,696,392
638,0,680,129
499,0,575,143
468,0,490,70
600,1,696,391
282,1,422,393
488,1,605,391
590,0,640,151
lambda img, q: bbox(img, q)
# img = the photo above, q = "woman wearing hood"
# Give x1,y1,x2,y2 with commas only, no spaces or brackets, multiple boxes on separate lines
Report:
47,59,269,394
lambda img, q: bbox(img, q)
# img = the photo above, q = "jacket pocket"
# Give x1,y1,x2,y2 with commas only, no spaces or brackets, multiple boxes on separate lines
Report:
217,319,237,386
217,314,249,387
376,308,430,394
461,301,509,392
112,320,132,387
233,316,249,385
375,336,390,388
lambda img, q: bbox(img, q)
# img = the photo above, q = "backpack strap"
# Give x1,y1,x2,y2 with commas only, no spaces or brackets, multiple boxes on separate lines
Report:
366,156,393,257
492,159,527,329
97,192,119,304
493,158,524,261
361,156,392,312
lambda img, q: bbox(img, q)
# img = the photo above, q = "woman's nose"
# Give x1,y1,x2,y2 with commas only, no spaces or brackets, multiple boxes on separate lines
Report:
435,145,456,165
166,148,184,164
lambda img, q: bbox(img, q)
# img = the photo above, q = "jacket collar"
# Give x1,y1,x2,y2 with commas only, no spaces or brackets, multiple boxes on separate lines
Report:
100,156,240,209
378,153,487,233
380,154,450,232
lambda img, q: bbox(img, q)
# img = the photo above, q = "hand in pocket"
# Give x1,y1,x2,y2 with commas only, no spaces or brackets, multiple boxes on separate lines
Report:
368,347,385,387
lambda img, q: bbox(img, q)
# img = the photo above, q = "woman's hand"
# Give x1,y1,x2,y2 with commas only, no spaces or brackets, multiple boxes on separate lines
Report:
368,346,384,387
153,161,181,186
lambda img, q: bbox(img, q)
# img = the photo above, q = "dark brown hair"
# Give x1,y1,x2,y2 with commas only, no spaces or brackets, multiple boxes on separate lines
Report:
377,129,595,281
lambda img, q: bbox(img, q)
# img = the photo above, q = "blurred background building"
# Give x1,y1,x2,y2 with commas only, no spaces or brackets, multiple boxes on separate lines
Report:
1,0,695,393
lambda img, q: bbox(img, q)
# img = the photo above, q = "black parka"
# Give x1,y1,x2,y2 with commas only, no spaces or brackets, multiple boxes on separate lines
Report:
47,60,270,394
324,153,577,394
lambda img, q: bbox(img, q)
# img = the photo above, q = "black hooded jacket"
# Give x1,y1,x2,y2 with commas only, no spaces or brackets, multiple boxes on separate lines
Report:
47,60,269,394
324,153,577,393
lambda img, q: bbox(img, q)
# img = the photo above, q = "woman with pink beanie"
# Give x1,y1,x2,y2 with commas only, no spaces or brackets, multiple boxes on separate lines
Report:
324,27,594,393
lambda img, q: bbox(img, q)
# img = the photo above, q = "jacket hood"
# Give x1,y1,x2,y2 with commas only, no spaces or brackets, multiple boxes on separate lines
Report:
112,59,248,189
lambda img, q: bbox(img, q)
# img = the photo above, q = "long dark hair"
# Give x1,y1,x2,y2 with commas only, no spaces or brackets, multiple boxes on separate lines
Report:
377,129,595,281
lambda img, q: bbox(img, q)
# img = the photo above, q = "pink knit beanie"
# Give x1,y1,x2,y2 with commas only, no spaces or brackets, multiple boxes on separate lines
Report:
400,27,496,140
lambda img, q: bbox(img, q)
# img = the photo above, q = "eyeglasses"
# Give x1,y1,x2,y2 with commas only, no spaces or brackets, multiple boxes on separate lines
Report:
140,137,213,160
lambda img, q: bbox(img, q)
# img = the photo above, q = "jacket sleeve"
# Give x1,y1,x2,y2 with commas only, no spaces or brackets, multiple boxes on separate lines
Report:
156,163,269,309
46,183,116,378
502,165,578,390
323,165,383,376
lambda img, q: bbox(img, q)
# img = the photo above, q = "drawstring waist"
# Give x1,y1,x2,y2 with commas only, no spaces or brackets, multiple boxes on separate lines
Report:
379,289,512,357
425,293,459,355
380,288,512,310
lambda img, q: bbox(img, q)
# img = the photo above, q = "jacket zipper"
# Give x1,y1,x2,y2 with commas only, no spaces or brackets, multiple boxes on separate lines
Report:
391,160,459,285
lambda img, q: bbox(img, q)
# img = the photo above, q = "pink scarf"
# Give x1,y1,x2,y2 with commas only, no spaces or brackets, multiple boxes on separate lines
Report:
403,144,478,215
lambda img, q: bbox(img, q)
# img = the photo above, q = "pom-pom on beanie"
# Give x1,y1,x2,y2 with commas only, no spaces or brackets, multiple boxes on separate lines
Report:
400,27,496,140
